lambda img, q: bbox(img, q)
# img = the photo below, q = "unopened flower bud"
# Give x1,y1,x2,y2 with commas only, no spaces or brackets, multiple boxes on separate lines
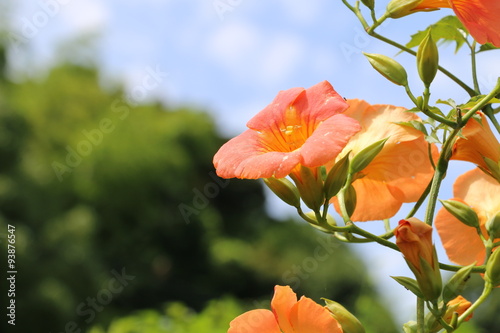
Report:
363,53,408,86
323,299,366,333
439,199,479,228
417,30,439,87
486,248,500,287
395,218,442,301
361,0,375,10
324,154,350,200
486,211,500,240
263,177,301,208
386,0,438,18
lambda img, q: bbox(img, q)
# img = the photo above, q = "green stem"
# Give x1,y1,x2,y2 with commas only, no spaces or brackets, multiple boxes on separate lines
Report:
439,262,485,273
483,106,500,135
471,41,480,93
417,297,425,333
405,84,456,127
457,282,492,326
421,81,500,226
369,32,477,97
462,78,500,123
406,179,432,219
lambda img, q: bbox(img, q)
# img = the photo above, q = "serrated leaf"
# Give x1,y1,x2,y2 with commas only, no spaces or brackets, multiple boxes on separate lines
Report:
406,16,467,53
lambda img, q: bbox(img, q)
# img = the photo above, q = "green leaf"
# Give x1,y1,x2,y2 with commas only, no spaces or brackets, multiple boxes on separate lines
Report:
396,120,428,136
406,16,467,53
478,43,500,53
391,276,423,298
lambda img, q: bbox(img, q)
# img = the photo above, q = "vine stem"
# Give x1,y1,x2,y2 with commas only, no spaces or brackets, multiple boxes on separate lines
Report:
457,282,492,326
417,297,425,333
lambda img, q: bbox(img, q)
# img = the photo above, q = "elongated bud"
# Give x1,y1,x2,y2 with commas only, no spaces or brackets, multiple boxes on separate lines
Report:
290,166,324,211
263,177,301,208
324,154,350,200
350,138,388,174
344,184,357,218
386,0,439,18
442,263,475,303
363,53,408,86
439,199,479,228
323,299,366,333
417,30,439,86
486,248,500,287
486,211,500,240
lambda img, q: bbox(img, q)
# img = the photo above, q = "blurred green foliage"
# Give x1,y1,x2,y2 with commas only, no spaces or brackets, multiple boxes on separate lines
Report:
0,44,398,333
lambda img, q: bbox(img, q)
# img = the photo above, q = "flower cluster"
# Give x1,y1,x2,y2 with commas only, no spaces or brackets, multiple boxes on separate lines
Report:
213,0,500,331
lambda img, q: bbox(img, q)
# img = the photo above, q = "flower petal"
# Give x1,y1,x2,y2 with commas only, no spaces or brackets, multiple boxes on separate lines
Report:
435,199,486,265
289,296,343,333
300,114,361,167
271,285,297,333
228,309,281,333
213,129,302,179
347,176,402,222
451,112,500,170
435,168,500,265
450,0,500,47
453,168,500,216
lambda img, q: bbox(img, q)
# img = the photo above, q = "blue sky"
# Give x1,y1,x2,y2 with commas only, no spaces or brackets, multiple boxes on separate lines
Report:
7,0,500,325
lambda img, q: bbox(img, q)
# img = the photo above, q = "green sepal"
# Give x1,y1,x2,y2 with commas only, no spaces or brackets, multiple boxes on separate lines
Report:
350,138,388,174
486,248,500,286
486,211,500,241
483,157,500,182
363,53,408,86
418,252,442,301
263,177,301,208
291,166,324,211
324,154,350,200
323,298,366,333
442,262,475,303
391,276,424,298
403,321,418,333
439,199,479,228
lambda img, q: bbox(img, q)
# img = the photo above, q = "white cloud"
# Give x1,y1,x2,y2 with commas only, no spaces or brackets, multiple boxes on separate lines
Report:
60,0,109,35
205,21,304,86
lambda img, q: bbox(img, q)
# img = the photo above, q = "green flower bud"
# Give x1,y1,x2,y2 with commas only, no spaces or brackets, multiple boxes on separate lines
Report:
386,0,421,18
344,184,357,218
364,53,408,86
323,299,366,333
439,199,479,228
485,248,500,287
350,138,388,174
324,154,350,200
386,0,439,18
486,212,500,240
361,0,375,10
417,30,439,87
263,177,301,208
